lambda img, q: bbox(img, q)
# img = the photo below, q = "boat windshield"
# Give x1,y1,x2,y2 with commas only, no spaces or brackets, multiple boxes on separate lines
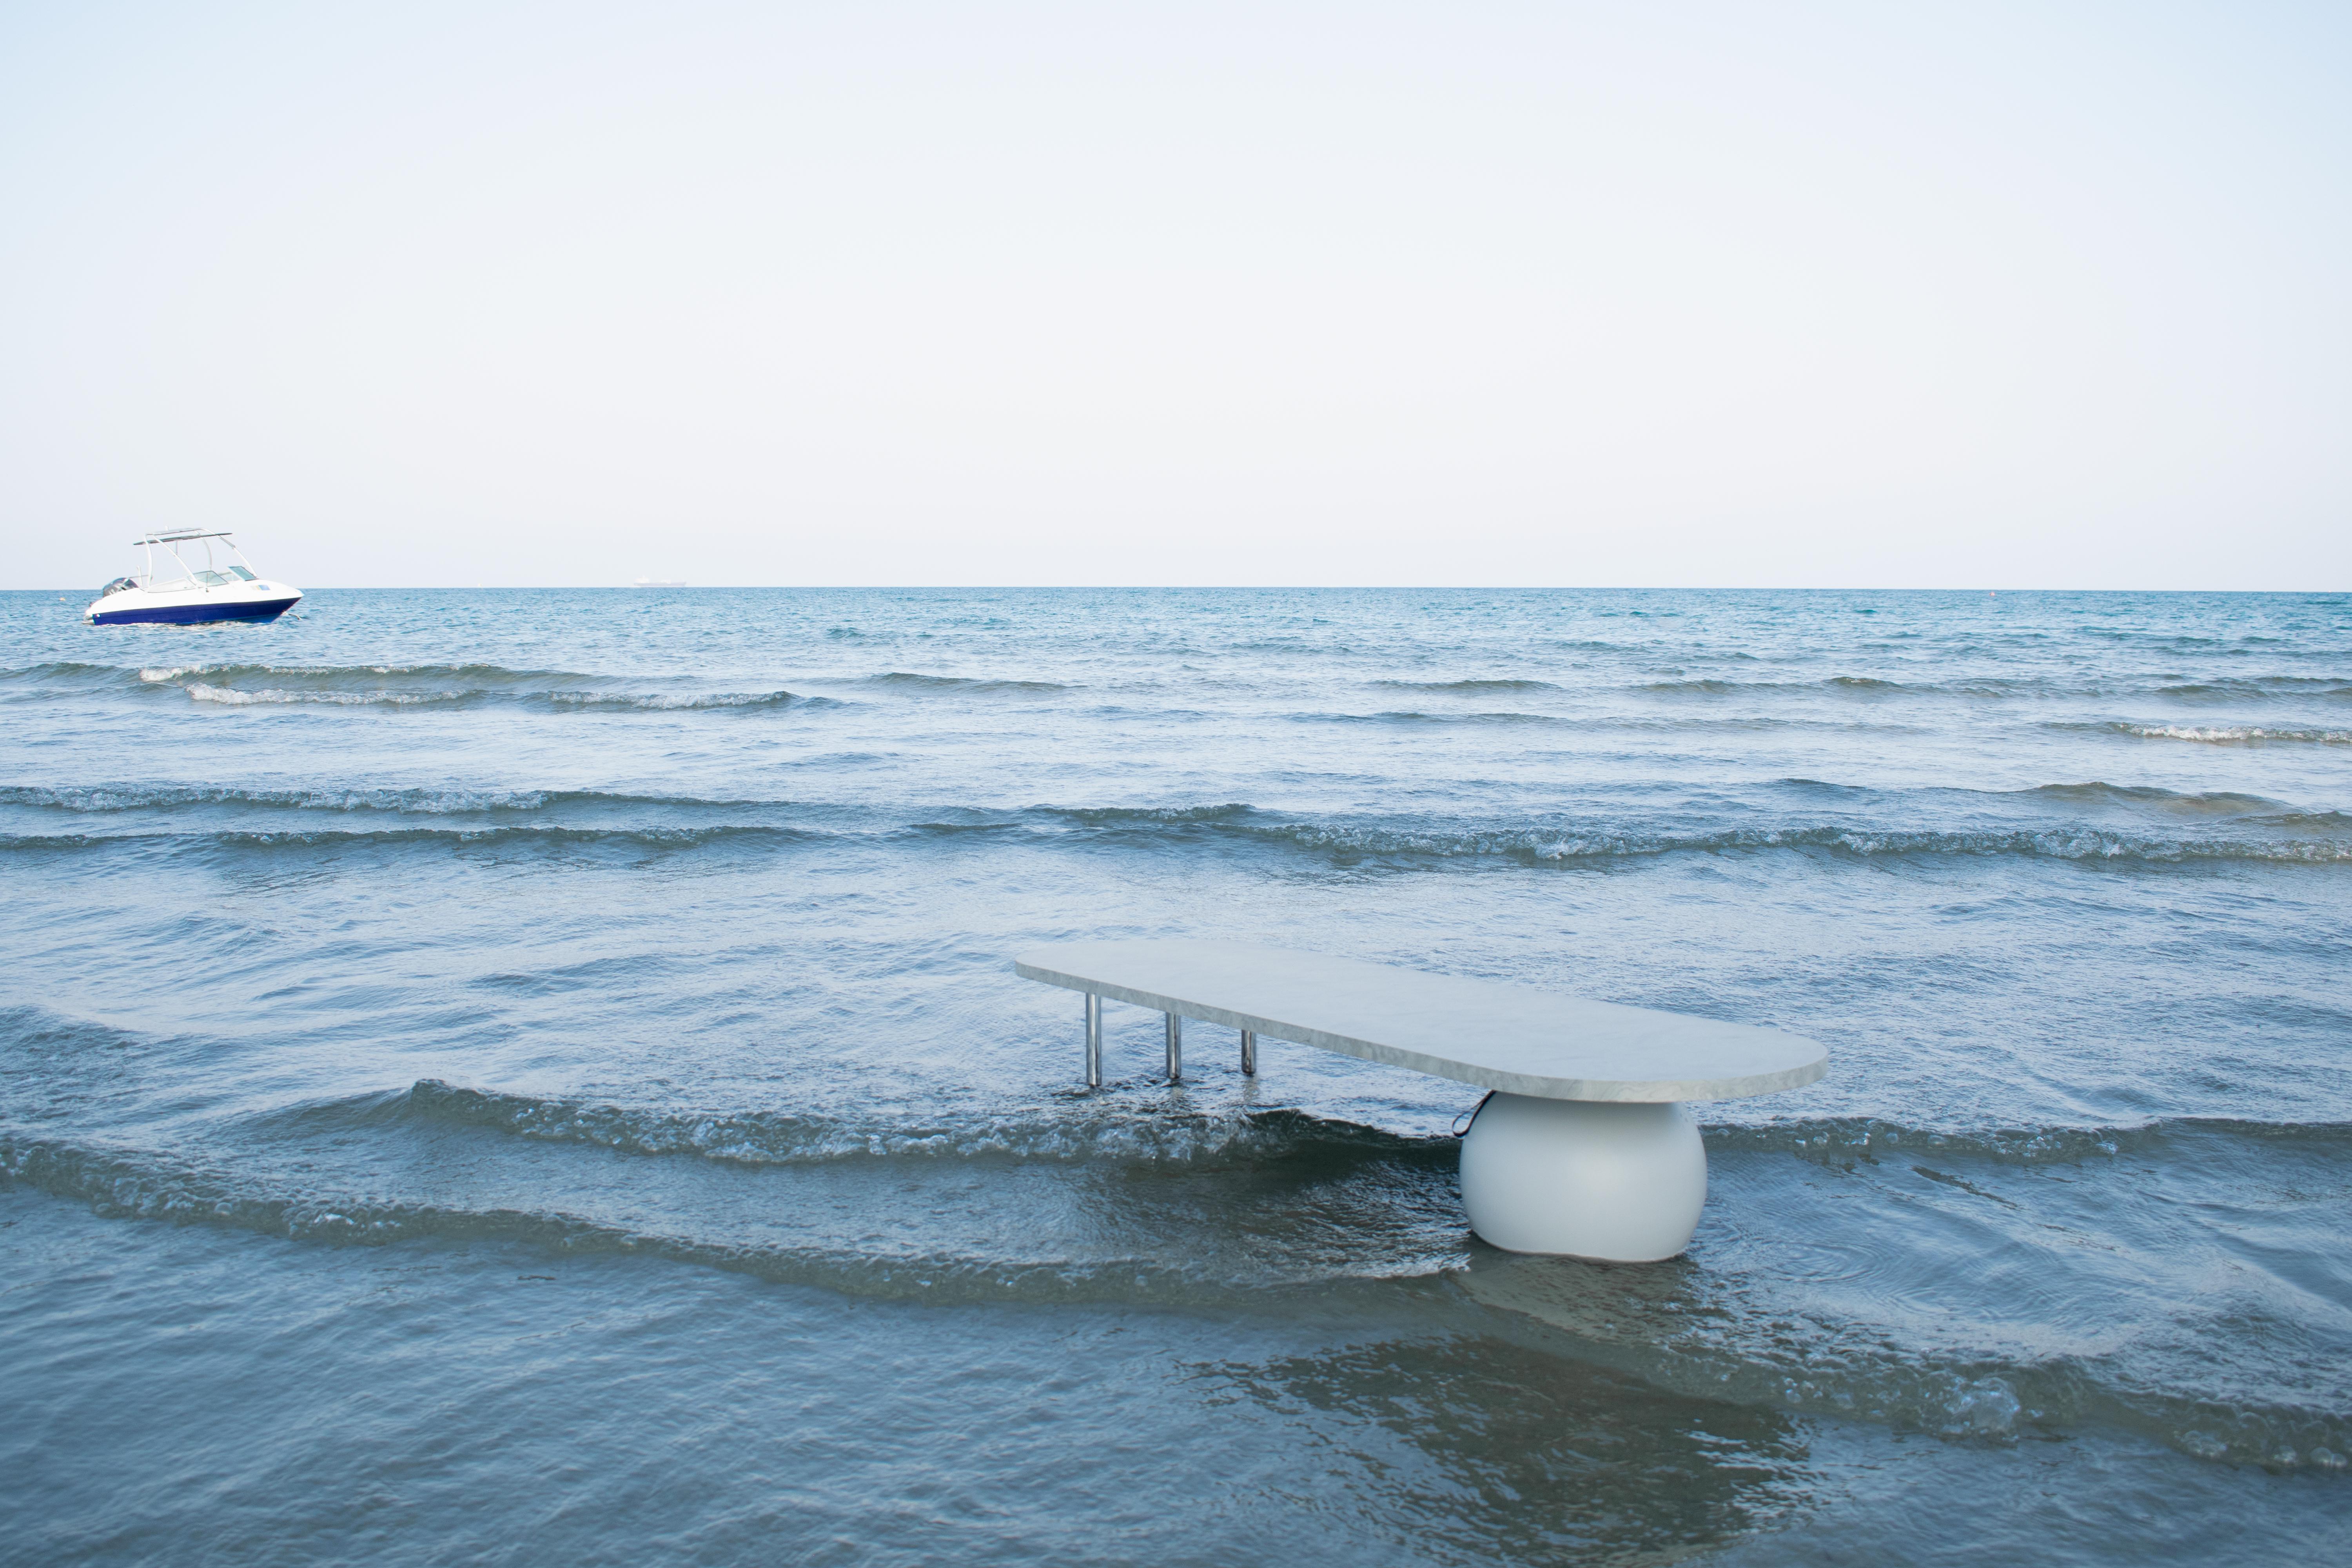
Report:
193,570,232,585
227,565,256,580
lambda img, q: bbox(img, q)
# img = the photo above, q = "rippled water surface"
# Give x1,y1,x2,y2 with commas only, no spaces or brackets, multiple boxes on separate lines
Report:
3,586,2348,1564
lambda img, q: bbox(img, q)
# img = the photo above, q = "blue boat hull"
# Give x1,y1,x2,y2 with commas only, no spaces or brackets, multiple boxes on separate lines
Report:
91,596,300,626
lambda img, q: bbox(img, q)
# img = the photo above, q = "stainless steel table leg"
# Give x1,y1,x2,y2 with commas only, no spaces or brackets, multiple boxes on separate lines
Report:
1240,1028,1256,1076
1085,993,1103,1088
1165,1012,1181,1082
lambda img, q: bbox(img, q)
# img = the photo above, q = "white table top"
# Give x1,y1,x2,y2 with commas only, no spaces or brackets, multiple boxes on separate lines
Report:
1013,939,1828,1102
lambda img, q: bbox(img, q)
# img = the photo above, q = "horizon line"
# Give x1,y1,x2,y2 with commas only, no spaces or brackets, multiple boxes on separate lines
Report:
9,583,2346,596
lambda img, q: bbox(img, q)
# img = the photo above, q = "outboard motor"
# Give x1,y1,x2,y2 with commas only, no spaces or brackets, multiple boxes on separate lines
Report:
99,576,137,597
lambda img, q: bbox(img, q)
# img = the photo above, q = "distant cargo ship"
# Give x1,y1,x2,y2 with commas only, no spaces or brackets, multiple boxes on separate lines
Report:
632,576,688,588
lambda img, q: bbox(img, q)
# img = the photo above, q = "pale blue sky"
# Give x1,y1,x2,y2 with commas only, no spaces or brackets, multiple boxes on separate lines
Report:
3,1,2346,588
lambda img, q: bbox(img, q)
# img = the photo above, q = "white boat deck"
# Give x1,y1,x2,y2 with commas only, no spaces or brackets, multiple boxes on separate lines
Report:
1013,939,1828,1102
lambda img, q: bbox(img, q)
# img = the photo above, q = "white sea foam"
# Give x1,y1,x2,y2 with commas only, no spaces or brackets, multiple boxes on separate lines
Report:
2123,723,2352,744
183,682,453,706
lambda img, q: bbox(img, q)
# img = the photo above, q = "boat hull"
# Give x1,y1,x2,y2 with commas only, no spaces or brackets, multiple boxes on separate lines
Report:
89,593,301,626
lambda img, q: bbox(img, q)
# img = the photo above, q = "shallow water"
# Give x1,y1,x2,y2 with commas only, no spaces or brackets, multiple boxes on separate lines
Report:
2,586,2348,1563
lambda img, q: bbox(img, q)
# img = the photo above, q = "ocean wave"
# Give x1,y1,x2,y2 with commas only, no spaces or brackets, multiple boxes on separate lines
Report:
402,1083,2350,1176
1328,709,1573,727
11,661,1065,702
1043,802,1258,828
31,779,2285,821
0,783,765,817
0,660,815,712
1700,1114,2352,1165
1243,818,2352,866
0,782,564,814
9,1125,2343,1472
140,660,592,690
183,681,442,708
2157,678,2352,702
0,823,817,854
855,671,1071,694
2010,781,2318,818
1370,678,1563,693
179,681,805,711
4,792,2346,865
0,1135,1236,1306
1635,675,1976,698
1332,710,1943,734
1640,678,1742,695
397,1079,1439,1168
2096,722,2352,746
1019,788,2352,864
545,689,801,711
1630,673,2352,702
0,660,138,697
20,658,2352,715
1330,713,1933,735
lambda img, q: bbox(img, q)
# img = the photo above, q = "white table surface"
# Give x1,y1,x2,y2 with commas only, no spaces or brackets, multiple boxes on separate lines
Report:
1014,938,1828,1102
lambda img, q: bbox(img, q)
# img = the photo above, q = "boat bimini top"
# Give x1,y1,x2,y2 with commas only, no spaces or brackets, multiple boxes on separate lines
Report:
87,529,303,627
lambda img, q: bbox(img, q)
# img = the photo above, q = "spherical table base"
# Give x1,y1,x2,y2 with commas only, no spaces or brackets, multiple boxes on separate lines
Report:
1459,1094,1708,1261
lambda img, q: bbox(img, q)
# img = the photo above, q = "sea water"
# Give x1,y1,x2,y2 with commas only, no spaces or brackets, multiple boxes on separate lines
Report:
1,586,2347,1564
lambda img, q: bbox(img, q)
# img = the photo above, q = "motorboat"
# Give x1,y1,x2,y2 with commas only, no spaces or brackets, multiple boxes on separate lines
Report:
85,530,303,626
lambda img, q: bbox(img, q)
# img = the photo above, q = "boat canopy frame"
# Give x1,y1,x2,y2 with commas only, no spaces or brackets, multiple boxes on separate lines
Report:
125,530,263,590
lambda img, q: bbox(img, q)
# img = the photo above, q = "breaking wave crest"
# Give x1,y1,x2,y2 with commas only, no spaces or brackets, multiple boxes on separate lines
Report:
398,1080,1440,1168
403,1085,2352,1177
393,1083,2352,1178
2093,722,2352,745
